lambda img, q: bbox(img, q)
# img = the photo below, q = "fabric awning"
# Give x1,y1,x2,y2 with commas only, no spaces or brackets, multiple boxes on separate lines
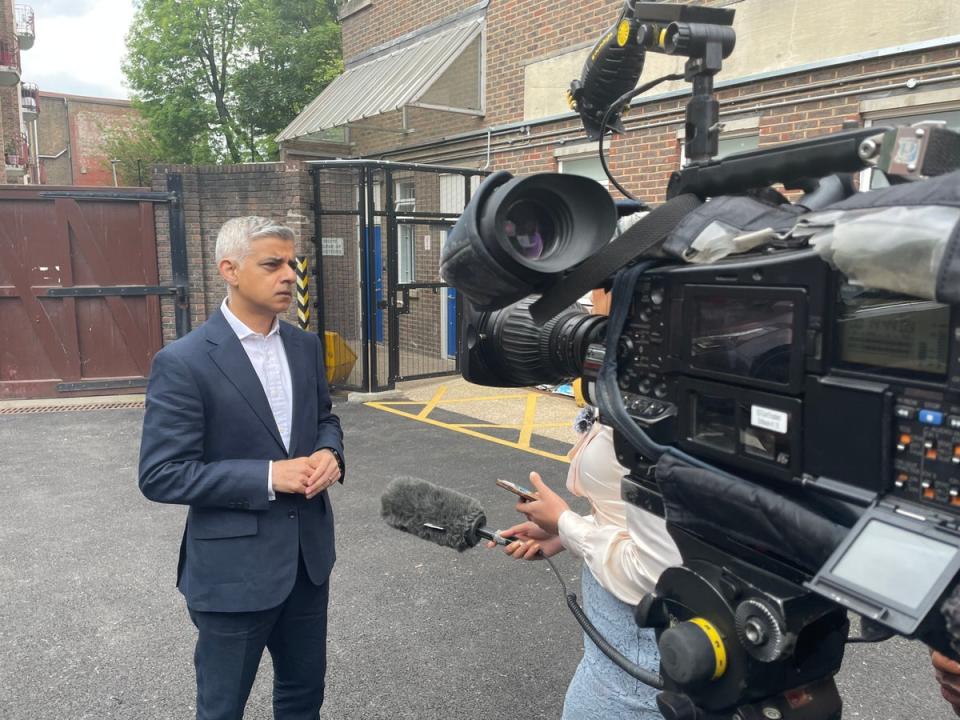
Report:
277,16,484,142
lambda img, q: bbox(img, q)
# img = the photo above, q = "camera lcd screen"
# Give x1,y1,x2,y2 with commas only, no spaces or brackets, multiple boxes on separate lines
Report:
692,394,737,452
831,520,957,610
837,299,950,377
689,297,795,385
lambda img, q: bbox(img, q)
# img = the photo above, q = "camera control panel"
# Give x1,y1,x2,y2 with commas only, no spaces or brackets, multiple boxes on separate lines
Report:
892,394,960,513
618,279,678,425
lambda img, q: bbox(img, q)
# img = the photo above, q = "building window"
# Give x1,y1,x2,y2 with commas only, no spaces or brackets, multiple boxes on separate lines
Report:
716,133,760,159
679,130,760,166
395,180,416,284
869,109,960,129
558,155,609,187
678,116,760,166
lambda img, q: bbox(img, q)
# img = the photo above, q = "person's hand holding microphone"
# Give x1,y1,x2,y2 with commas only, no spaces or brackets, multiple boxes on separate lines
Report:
487,471,569,560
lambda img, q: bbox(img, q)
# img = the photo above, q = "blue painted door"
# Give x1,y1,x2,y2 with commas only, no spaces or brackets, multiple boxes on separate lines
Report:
446,288,457,357
365,226,383,343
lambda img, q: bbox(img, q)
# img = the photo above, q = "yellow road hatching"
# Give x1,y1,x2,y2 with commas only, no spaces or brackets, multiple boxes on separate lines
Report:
365,381,577,463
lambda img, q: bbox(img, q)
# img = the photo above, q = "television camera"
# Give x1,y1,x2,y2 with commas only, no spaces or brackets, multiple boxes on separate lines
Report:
439,2,960,718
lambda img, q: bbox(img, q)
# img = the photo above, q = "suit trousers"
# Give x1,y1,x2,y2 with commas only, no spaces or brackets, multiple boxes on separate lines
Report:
188,553,330,720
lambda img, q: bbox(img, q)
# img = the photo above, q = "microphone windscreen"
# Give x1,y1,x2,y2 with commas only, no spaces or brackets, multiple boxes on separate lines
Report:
381,476,487,551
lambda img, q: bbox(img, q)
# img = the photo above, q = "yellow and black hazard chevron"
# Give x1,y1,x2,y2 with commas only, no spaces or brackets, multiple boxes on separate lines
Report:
295,256,310,330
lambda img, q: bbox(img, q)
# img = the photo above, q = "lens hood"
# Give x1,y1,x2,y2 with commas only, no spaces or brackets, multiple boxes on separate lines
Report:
440,171,616,310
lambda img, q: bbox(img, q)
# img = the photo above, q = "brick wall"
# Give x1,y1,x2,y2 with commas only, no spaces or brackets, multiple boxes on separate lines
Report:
67,97,140,186
275,0,960,389
148,160,479,389
336,0,733,161
340,0,476,60
31,93,142,187
63,96,138,186
363,44,960,204
334,0,960,199
36,95,71,184
313,165,363,359
484,1,616,128
399,171,443,360
151,162,320,345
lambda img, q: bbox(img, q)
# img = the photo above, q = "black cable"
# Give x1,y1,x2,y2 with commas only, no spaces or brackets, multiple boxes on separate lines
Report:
542,554,665,690
598,73,685,205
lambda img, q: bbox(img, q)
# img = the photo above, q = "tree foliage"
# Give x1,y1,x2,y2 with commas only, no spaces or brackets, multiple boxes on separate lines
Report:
100,118,165,186
124,0,342,164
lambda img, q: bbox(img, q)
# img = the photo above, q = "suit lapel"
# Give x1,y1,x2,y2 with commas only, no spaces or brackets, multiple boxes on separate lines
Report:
205,310,286,453
280,322,307,456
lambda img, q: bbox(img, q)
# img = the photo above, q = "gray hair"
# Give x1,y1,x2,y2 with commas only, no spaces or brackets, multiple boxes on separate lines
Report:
215,216,295,264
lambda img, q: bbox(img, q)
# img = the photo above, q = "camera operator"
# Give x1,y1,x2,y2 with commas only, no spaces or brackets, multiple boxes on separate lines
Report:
489,396,680,719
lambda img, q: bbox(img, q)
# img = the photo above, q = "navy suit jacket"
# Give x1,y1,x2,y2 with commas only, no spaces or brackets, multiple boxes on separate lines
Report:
138,310,344,613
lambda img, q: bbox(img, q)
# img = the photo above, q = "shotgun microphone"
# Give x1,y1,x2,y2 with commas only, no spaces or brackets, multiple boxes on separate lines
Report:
380,478,664,688
380,476,515,551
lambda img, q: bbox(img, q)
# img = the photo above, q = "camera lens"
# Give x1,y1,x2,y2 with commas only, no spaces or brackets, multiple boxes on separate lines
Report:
460,296,608,387
494,187,578,273
502,200,556,260
440,171,616,311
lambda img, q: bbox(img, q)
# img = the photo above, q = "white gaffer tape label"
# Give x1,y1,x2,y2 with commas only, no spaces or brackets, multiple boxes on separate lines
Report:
751,405,789,434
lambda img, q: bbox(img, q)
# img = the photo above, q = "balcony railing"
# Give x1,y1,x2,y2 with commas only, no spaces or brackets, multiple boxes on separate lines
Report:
21,82,38,119
0,39,21,87
15,6,35,51
6,131,29,176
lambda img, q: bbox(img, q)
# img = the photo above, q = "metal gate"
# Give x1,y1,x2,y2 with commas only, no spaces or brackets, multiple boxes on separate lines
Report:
310,160,485,392
0,185,189,399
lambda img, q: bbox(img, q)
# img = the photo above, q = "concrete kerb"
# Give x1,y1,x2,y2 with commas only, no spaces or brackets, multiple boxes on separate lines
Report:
346,390,406,403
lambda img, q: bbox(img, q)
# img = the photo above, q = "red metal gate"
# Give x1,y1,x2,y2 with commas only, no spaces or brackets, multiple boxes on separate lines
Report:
0,186,173,399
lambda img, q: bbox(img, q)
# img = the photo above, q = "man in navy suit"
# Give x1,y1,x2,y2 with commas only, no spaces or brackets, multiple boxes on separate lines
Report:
139,216,344,720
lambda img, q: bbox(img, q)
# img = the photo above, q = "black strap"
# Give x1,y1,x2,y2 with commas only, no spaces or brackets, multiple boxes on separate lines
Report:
530,193,702,324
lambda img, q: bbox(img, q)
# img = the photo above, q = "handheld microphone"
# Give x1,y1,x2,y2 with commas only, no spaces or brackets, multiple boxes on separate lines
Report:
380,476,516,551
380,478,665,688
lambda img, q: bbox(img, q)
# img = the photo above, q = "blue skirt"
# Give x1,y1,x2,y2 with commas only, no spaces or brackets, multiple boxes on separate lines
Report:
561,566,663,720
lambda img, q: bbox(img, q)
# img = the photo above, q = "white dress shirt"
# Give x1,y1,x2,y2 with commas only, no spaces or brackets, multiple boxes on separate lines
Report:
221,298,293,501
558,422,682,606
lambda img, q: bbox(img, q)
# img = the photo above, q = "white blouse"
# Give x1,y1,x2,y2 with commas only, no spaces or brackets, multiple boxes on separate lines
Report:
557,422,682,606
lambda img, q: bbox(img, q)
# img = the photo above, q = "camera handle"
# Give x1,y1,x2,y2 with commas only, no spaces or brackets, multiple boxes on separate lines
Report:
672,29,730,166
667,126,889,200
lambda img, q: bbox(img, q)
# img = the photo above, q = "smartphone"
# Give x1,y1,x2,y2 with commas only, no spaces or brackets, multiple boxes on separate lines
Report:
495,478,539,502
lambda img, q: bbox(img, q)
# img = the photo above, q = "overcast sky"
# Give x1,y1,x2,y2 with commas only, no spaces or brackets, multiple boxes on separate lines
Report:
24,0,135,98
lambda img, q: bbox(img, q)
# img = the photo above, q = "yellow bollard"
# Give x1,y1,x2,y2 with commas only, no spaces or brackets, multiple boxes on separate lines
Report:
324,331,358,385
573,377,586,407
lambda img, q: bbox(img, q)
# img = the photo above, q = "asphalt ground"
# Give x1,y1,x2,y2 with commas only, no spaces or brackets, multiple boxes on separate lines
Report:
0,388,952,720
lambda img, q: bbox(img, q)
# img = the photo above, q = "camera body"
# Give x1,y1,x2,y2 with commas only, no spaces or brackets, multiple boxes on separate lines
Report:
604,243,960,716
613,247,960,514
437,2,960,715
442,167,960,719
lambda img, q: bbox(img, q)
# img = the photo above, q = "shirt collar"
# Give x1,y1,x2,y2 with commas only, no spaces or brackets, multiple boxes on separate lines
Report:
221,297,280,340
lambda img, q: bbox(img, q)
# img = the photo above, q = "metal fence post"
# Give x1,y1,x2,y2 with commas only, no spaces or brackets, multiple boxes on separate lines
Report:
166,173,191,338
